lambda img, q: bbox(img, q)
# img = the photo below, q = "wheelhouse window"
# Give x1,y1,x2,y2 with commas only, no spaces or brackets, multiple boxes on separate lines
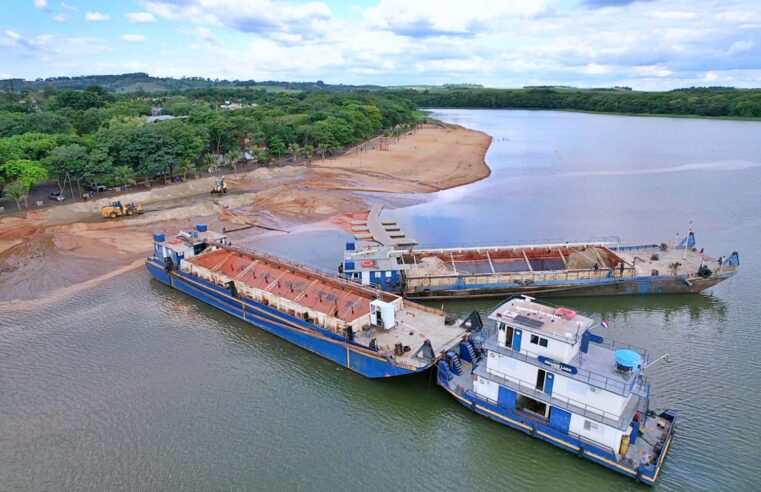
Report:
530,335,549,347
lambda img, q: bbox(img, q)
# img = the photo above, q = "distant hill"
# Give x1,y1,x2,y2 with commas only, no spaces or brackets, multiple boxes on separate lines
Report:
0,73,383,93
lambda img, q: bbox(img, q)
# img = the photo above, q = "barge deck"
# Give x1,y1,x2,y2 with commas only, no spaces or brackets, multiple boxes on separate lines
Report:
341,207,738,299
147,226,471,377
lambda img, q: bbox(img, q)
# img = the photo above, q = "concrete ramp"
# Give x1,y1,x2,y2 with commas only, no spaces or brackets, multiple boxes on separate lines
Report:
353,205,417,247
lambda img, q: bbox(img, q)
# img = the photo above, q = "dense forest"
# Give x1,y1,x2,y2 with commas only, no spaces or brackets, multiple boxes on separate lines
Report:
396,87,761,118
0,85,416,209
1,72,381,93
2,73,761,210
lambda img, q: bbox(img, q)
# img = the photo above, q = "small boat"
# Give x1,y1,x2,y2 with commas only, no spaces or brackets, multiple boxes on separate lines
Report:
437,296,677,485
145,224,472,378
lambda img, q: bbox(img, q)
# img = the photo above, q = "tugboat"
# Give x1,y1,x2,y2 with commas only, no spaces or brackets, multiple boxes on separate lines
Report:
437,296,677,485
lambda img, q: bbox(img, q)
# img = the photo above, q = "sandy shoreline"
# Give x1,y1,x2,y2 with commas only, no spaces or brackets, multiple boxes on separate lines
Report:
0,124,491,303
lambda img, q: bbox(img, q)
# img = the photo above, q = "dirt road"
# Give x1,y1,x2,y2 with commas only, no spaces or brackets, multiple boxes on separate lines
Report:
0,124,491,302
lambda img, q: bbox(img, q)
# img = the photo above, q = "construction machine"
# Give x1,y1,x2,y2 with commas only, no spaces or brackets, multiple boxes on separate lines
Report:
101,201,144,219
211,177,228,194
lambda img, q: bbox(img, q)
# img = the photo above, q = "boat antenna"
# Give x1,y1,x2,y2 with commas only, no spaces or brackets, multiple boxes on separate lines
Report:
644,353,672,370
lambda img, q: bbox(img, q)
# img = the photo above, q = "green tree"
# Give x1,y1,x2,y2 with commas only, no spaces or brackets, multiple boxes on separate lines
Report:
152,119,205,178
52,86,113,111
303,143,314,162
0,111,28,137
251,147,269,167
3,182,25,210
287,143,300,163
269,135,286,159
113,165,136,187
226,148,242,173
0,132,59,165
203,153,218,173
176,158,195,181
44,144,90,191
317,143,329,162
205,115,238,154
0,159,48,205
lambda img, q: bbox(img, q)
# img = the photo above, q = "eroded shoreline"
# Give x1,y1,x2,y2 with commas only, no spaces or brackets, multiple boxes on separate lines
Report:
0,124,491,303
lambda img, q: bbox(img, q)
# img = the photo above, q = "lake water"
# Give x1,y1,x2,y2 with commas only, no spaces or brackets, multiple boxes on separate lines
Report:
2,110,760,491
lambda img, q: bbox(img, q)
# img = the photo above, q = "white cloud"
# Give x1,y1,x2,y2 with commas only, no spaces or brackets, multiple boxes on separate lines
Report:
364,0,546,37
85,12,110,22
729,39,754,53
6,0,761,89
145,0,332,37
33,0,47,9
5,30,22,41
632,65,673,77
582,63,612,75
125,12,157,24
652,11,697,20
703,71,720,82
52,13,67,22
122,34,148,42
195,27,216,42
60,2,77,12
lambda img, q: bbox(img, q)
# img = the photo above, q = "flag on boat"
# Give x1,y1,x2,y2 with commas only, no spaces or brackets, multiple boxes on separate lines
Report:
600,320,609,329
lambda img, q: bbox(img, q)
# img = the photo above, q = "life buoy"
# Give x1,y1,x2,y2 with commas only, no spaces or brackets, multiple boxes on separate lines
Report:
361,259,374,267
555,307,577,320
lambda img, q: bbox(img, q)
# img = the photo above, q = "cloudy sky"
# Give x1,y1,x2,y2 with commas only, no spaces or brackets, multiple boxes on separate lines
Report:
1,0,760,89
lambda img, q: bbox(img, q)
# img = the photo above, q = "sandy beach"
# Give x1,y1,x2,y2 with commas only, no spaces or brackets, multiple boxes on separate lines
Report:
0,124,491,302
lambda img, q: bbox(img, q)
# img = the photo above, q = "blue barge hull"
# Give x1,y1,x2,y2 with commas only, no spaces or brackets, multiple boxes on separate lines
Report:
436,362,677,485
146,259,427,378
405,272,734,299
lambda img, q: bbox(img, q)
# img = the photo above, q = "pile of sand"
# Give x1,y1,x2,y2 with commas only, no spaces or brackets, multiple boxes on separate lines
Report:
313,124,491,190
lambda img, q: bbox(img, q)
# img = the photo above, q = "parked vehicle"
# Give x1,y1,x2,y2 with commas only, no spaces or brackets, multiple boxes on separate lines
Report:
210,177,228,194
101,201,144,219
48,192,66,202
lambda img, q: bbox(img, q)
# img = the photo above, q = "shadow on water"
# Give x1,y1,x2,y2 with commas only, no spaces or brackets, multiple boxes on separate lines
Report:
422,292,728,326
146,275,456,423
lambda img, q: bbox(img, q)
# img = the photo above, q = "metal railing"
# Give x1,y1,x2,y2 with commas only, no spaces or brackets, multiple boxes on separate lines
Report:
475,364,637,430
414,236,622,251
610,243,660,252
484,340,648,397
447,376,621,456
406,265,637,288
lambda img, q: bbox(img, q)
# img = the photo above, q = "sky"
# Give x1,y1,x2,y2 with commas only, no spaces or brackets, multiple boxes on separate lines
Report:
1,0,760,89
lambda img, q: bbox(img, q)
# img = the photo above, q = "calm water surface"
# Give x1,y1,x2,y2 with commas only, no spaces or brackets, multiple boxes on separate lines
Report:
2,110,760,491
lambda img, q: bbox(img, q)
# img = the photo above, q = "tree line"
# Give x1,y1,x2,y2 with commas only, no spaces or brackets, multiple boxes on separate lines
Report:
2,81,760,210
0,86,416,209
394,87,761,118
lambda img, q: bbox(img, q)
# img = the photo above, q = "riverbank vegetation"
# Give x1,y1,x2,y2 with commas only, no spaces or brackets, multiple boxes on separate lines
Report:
0,85,416,208
393,86,761,119
2,75,761,209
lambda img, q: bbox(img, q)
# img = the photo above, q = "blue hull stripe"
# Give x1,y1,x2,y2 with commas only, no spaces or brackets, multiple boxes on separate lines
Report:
145,261,426,378
438,374,669,485
420,273,734,292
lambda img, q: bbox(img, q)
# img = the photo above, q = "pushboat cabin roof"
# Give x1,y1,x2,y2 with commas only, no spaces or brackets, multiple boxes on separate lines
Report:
488,296,595,343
